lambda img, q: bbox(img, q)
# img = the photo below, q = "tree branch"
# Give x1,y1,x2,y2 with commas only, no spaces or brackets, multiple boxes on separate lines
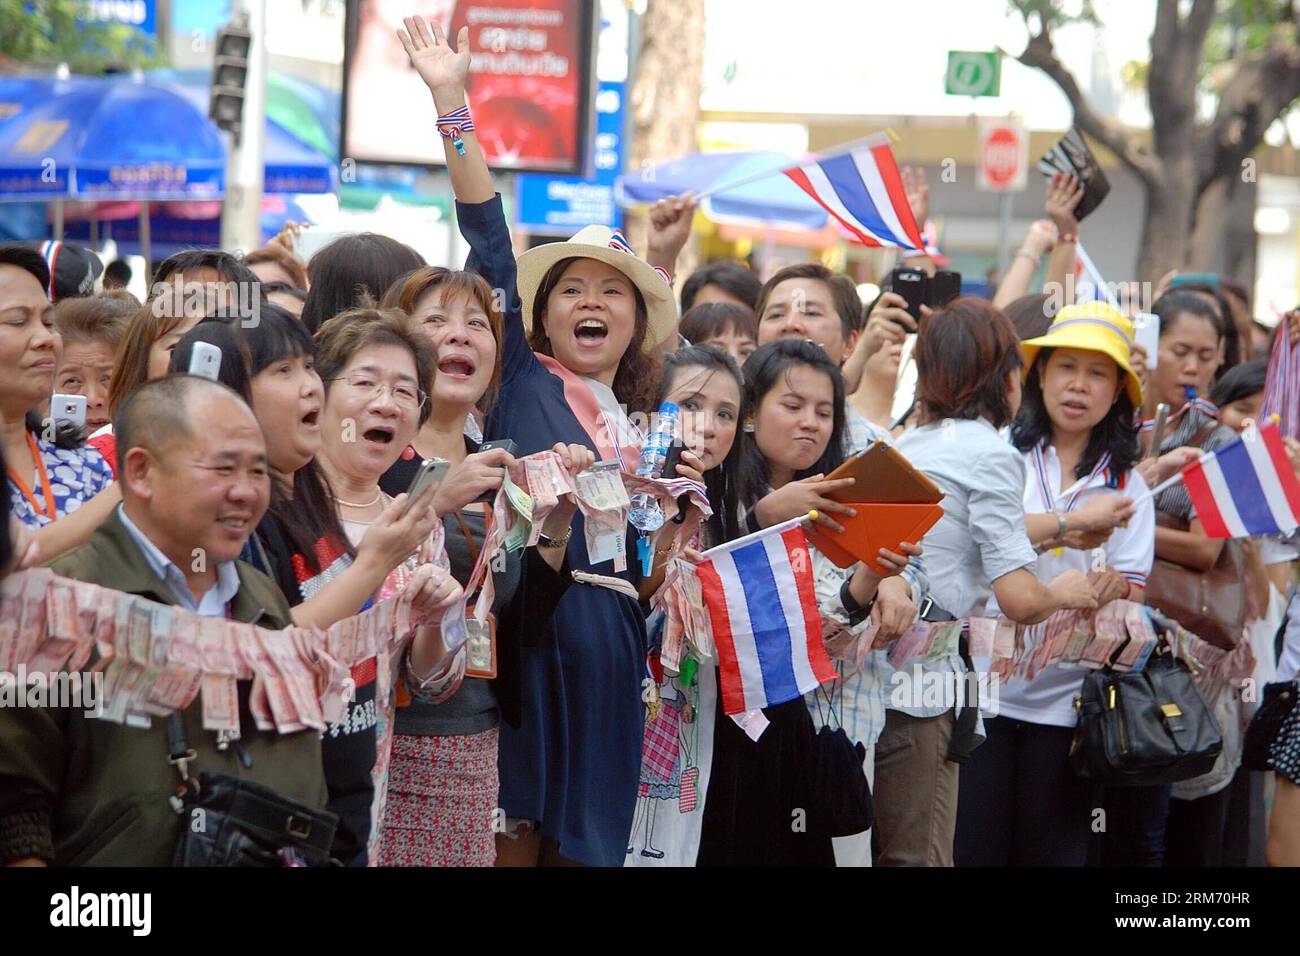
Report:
1018,25,1161,186
1148,0,1216,146
1196,26,1300,191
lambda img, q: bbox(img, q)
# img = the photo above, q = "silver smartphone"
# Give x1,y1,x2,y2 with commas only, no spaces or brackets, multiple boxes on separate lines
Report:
1133,312,1160,369
188,341,222,381
50,393,87,430
400,458,450,518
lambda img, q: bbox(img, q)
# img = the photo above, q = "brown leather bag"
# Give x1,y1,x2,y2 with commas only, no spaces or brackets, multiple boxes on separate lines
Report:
1146,510,1250,650
1144,425,1260,650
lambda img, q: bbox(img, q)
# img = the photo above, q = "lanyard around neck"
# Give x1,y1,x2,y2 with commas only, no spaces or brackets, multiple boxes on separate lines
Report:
1032,443,1111,514
7,431,57,520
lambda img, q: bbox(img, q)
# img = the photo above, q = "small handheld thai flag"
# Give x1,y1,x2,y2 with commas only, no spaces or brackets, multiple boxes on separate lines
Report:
694,516,836,715
1073,241,1119,308
782,136,927,252
1181,419,1300,538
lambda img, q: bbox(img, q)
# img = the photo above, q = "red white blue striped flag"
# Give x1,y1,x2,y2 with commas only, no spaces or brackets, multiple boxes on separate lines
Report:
782,136,927,252
694,516,836,715
1181,419,1300,538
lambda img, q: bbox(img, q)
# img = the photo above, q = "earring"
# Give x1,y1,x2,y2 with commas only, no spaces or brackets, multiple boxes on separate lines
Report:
743,421,755,433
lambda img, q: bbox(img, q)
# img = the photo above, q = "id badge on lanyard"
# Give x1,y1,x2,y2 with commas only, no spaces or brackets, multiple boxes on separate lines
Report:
464,613,497,679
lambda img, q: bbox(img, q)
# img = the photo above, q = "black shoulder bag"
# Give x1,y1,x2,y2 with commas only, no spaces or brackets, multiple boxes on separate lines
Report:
1068,643,1222,786
1244,680,1300,772
167,714,340,867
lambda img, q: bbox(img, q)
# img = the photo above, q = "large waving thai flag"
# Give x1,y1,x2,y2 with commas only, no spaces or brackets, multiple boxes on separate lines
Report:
1182,419,1300,538
782,136,927,252
694,516,836,715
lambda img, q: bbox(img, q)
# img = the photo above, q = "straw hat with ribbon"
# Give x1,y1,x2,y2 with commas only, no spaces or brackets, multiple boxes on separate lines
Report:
515,225,679,353
1020,301,1143,406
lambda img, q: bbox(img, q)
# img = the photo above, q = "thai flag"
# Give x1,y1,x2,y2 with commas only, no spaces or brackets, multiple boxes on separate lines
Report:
1182,419,1300,538
1073,241,1119,308
694,516,836,715
782,136,927,252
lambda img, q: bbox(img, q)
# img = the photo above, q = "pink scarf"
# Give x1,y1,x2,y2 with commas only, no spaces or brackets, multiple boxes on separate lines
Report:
536,353,642,468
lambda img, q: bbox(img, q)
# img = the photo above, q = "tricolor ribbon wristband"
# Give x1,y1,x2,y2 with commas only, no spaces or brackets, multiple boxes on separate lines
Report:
436,107,475,155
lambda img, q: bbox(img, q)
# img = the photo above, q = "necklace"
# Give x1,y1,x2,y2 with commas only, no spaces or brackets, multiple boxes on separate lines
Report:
335,490,382,509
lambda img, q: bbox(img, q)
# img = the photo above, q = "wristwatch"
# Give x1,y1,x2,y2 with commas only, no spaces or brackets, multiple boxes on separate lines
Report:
538,527,573,549
839,579,876,627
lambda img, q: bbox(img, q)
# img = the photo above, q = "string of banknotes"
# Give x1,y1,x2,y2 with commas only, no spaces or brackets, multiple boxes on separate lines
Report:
0,452,711,737
654,552,1254,699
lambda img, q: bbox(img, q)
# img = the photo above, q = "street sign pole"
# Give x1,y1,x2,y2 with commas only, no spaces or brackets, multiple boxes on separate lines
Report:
997,192,1012,281
219,0,266,255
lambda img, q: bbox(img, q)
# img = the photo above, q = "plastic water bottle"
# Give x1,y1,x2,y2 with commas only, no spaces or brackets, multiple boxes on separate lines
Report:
629,402,681,534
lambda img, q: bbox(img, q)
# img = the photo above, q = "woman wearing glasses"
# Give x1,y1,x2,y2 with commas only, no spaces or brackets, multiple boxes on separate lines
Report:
309,306,453,864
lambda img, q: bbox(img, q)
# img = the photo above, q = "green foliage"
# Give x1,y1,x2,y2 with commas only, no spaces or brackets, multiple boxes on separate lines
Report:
1204,0,1297,76
1008,0,1102,31
0,0,163,74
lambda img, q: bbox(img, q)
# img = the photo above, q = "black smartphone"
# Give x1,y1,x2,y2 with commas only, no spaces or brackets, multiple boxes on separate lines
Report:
929,271,962,309
400,458,449,518
886,267,927,322
661,441,684,480
476,438,517,502
478,438,517,457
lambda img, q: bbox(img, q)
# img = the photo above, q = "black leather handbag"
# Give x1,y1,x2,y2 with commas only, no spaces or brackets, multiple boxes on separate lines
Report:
1068,646,1222,786
1244,680,1300,772
168,715,340,867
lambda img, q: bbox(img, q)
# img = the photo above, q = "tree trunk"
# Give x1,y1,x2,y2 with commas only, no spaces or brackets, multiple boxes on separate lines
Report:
1186,174,1230,272
625,0,705,281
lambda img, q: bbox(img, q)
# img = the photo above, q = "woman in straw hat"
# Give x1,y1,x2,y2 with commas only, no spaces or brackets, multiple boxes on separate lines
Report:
397,15,695,867
954,301,1151,867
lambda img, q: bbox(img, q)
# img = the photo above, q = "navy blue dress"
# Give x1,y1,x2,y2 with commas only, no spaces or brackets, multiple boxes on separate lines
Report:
458,196,647,867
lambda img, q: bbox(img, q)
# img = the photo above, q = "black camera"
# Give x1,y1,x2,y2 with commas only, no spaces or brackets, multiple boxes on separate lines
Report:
884,267,962,321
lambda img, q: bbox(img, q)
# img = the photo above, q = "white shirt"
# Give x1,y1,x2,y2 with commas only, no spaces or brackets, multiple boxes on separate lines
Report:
988,443,1155,727
845,405,894,454
117,505,241,616
880,417,1037,720
897,418,1037,619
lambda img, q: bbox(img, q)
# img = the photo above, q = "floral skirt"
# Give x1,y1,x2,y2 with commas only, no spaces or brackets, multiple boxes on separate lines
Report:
374,728,499,867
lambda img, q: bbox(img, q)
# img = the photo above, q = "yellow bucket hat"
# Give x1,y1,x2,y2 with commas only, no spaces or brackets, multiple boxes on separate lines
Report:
1020,301,1143,406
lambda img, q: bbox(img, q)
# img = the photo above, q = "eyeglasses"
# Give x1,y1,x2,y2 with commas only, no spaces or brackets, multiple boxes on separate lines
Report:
327,374,427,411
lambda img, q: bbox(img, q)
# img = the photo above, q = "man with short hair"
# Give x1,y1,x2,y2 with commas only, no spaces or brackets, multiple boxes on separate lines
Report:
754,262,891,452
0,375,326,866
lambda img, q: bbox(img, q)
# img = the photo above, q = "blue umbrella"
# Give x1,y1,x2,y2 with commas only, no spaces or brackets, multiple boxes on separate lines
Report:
0,75,224,201
63,196,312,258
616,150,828,230
135,70,336,194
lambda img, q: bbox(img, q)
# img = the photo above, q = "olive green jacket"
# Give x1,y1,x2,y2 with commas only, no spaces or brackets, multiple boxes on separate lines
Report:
0,508,326,866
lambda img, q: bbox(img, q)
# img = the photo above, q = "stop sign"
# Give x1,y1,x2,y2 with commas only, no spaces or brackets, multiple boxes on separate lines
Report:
977,119,1028,193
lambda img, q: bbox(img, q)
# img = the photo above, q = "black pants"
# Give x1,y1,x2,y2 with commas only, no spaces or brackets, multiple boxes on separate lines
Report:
1166,762,1266,867
955,716,1093,866
1164,785,1232,867
1097,784,1172,866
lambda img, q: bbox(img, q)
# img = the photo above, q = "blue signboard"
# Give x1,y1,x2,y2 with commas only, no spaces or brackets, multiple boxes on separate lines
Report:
85,0,157,35
515,79,624,234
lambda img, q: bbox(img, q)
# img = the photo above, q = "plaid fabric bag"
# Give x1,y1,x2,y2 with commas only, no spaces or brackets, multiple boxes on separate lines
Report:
678,767,699,813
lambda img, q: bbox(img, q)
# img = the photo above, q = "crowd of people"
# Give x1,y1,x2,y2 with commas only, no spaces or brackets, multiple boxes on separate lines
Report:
1,15,1299,869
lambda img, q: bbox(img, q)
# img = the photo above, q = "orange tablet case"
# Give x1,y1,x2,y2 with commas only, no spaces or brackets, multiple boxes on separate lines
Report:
805,442,946,572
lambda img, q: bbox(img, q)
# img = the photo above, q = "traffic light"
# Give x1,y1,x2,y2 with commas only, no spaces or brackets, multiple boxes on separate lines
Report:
209,20,252,136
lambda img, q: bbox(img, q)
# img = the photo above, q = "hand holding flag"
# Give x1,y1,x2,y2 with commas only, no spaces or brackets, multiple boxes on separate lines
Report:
1146,417,1300,538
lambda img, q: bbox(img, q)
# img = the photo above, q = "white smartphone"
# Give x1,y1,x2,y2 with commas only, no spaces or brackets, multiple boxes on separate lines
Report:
400,458,450,518
294,227,349,264
1133,312,1160,369
188,341,222,381
50,393,86,430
